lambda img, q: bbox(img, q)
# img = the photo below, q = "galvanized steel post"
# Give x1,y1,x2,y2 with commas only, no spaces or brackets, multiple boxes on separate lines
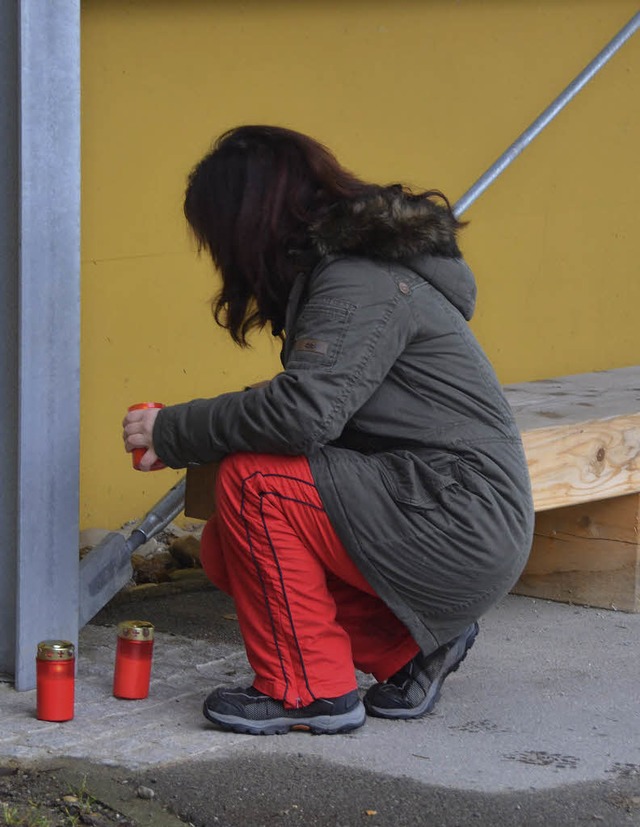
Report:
0,0,81,690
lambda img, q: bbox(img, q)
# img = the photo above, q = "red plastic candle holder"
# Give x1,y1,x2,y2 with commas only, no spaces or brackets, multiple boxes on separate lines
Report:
113,620,155,700
128,402,165,470
36,640,75,722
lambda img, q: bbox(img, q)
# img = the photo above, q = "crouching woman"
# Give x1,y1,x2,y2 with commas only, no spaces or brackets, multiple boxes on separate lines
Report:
123,125,534,735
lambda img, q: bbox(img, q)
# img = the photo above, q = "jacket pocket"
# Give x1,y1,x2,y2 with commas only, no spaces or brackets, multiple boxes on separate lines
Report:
285,298,355,370
378,452,460,510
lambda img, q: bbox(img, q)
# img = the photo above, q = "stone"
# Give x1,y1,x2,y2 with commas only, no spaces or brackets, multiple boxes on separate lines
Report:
136,785,155,800
168,535,201,569
130,551,175,584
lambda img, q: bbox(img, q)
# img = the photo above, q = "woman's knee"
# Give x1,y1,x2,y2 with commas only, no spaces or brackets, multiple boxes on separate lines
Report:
215,453,255,516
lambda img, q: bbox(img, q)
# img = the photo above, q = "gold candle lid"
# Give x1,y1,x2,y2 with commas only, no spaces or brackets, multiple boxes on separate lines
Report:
117,620,155,641
37,640,75,661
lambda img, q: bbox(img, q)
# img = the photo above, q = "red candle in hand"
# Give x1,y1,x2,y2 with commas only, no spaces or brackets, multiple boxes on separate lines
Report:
127,402,165,471
113,620,154,699
36,640,75,722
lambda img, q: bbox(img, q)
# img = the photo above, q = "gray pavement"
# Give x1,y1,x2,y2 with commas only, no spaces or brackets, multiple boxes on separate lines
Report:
1,588,639,825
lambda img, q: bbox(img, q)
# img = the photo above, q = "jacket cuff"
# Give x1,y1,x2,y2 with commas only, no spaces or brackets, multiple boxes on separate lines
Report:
152,405,187,469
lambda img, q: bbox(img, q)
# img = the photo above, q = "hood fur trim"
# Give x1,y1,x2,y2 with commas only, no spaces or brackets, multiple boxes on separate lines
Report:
310,188,461,261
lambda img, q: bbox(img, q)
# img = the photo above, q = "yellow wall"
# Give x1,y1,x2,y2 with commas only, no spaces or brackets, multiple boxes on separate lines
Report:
80,0,640,529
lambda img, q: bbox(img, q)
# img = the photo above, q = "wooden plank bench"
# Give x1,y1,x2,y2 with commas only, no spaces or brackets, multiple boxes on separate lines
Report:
504,366,640,612
185,366,640,612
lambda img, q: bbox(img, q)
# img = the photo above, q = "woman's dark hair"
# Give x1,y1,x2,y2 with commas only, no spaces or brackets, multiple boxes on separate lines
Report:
184,125,461,345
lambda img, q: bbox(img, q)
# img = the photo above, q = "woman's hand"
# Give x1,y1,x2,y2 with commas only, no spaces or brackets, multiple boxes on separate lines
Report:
122,407,162,471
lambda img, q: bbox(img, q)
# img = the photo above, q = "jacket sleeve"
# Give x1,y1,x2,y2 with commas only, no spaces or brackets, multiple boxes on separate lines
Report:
153,258,416,468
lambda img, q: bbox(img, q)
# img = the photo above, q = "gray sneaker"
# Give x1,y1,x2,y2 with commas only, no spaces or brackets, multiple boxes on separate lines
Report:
364,622,479,719
203,686,366,735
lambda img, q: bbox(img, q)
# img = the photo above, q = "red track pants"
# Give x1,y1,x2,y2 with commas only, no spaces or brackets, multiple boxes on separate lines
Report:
200,453,419,708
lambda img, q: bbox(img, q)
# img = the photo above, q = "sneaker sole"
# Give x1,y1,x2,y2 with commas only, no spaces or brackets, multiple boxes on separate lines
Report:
364,622,479,720
202,699,367,736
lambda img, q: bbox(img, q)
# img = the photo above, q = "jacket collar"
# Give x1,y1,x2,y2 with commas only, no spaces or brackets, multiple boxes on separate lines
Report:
309,188,461,261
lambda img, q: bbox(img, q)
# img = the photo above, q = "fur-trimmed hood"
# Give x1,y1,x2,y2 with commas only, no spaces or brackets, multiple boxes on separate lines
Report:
310,188,461,260
310,188,476,320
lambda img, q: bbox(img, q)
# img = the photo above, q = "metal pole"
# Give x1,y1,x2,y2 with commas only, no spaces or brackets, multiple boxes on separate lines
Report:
12,0,81,690
454,12,640,217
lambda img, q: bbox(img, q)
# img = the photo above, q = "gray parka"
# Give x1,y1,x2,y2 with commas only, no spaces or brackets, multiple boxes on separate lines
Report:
153,191,535,655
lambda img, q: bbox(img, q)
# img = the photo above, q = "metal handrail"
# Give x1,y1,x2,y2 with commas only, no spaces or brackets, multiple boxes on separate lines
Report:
454,11,640,217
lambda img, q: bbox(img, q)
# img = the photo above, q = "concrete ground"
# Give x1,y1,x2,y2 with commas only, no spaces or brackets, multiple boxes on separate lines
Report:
1,585,639,826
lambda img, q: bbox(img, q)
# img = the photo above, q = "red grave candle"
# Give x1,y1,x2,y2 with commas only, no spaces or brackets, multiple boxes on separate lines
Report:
113,620,154,700
127,402,165,470
36,640,75,722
